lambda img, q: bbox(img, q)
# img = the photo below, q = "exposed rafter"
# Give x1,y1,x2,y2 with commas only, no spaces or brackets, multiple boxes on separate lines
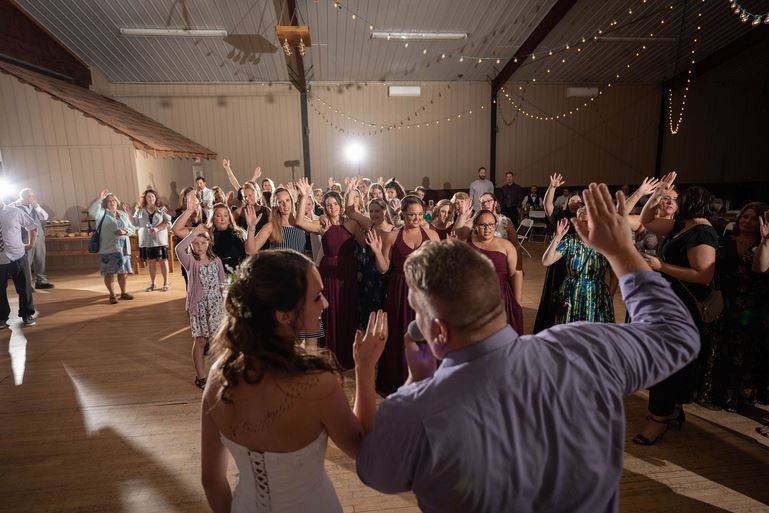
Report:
491,0,579,93
274,0,307,92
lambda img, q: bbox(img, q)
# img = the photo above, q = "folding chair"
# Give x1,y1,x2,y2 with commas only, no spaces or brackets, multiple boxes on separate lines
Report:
528,210,549,243
516,218,533,258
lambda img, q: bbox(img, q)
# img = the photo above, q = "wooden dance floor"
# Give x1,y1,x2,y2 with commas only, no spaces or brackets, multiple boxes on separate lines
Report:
2,246,769,513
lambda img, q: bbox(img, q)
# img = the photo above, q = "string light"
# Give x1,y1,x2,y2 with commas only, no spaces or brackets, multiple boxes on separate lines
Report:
309,98,488,136
727,0,769,24
668,1,704,134
321,0,658,72
311,84,453,129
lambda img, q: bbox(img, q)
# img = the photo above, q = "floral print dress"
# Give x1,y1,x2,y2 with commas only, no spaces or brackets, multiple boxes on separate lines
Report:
190,261,225,338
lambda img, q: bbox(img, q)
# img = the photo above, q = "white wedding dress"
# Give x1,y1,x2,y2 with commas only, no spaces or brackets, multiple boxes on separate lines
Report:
220,431,342,513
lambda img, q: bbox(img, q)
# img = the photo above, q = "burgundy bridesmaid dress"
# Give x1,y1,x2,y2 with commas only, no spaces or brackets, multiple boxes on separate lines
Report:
377,226,430,395
469,240,524,334
319,224,359,369
434,226,451,240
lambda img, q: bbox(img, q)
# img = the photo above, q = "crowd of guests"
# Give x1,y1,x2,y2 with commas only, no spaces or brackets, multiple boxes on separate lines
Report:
79,163,769,512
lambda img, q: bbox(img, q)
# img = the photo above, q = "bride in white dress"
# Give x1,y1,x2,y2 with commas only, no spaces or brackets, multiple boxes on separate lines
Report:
200,249,387,513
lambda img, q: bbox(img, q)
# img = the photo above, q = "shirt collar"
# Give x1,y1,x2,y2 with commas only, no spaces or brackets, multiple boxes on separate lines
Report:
439,325,517,368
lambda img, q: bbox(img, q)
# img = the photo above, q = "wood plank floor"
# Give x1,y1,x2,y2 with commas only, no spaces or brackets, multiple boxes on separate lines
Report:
1,244,768,513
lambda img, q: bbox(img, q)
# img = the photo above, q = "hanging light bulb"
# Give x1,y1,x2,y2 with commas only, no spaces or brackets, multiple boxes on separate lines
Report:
369,24,374,30
496,58,501,64
282,38,292,56
478,58,482,64
459,56,464,62
298,37,306,56
441,53,446,59
753,16,762,25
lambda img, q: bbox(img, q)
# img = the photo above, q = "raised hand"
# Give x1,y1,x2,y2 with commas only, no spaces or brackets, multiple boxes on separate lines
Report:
297,177,314,197
637,176,661,196
571,184,635,257
656,171,677,196
549,173,565,188
366,228,382,252
377,176,385,185
760,212,769,243
99,189,110,200
353,310,388,370
244,205,263,228
193,223,208,235
186,190,200,211
555,217,569,238
252,166,262,181
222,158,231,170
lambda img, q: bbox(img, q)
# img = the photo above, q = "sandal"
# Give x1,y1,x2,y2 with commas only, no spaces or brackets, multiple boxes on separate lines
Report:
632,416,671,446
145,284,156,292
194,377,207,390
120,293,134,300
161,284,170,292
109,296,118,304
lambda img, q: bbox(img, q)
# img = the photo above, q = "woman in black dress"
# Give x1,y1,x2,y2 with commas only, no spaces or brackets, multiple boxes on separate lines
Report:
632,183,719,445
708,202,769,411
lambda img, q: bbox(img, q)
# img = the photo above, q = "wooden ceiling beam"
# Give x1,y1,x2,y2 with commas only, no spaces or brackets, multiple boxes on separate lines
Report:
491,0,579,93
663,25,769,89
274,0,307,93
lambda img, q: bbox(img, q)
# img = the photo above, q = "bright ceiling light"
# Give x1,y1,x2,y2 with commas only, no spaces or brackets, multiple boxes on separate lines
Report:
119,28,228,37
0,176,17,199
371,31,467,41
344,142,365,165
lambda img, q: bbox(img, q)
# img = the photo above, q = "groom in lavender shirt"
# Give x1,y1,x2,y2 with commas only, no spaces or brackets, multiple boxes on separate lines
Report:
356,183,699,513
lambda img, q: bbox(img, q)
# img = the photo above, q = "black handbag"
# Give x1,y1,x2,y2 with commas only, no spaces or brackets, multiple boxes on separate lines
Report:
88,214,107,254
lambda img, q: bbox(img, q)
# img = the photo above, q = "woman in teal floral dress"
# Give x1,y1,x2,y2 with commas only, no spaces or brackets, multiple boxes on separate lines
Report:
542,213,616,323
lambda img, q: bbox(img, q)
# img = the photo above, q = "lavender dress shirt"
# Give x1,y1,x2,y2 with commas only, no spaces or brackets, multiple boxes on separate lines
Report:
357,271,699,513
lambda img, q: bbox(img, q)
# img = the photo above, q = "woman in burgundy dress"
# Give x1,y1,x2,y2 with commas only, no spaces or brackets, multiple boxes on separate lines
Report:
367,196,440,394
296,179,363,369
469,210,523,334
431,199,455,240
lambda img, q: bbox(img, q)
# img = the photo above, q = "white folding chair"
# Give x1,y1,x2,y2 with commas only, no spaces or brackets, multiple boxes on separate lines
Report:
516,219,533,258
527,210,549,243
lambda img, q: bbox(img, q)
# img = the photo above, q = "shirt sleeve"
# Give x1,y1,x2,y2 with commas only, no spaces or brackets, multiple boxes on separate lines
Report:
356,395,427,493
536,271,700,395
556,236,573,255
35,206,49,221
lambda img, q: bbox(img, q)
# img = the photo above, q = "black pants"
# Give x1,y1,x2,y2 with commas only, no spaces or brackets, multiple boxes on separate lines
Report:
0,254,35,322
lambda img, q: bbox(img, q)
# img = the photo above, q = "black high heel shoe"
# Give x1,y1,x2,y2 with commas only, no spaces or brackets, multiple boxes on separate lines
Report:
632,416,670,446
669,408,686,431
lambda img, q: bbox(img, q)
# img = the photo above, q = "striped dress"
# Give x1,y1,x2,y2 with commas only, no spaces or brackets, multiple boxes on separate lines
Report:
272,225,325,339
555,234,614,324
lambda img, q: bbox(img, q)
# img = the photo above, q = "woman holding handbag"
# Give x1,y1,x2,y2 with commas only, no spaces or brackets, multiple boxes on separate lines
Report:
633,179,719,445
89,189,136,304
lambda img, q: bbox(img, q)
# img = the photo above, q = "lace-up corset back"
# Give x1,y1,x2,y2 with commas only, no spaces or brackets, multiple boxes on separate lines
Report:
220,431,342,513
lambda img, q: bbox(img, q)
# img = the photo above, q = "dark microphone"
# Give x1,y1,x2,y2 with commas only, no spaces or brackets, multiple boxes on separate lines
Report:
407,320,425,343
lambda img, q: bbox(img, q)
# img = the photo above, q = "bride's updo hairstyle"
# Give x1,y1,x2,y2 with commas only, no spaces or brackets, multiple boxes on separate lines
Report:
211,249,339,403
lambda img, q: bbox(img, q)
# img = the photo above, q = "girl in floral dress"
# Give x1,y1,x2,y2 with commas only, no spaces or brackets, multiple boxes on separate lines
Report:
175,224,227,389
